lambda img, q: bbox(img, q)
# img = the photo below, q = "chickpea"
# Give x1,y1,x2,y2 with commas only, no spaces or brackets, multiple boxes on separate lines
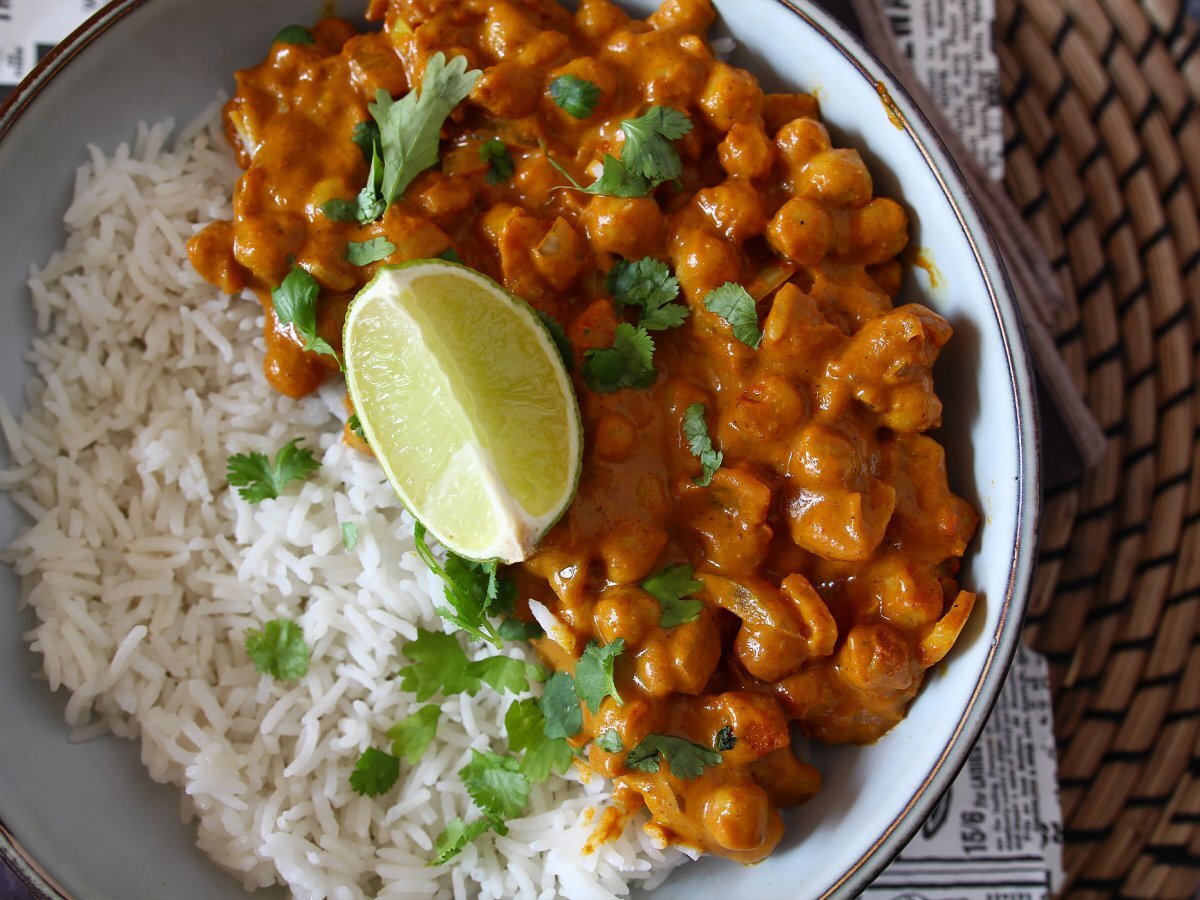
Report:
694,181,766,245
786,423,863,489
593,585,661,646
532,217,587,291
575,0,632,40
840,197,908,265
634,611,722,696
593,411,637,461
582,195,665,258
232,210,307,285
763,92,820,134
703,783,771,852
670,226,744,304
648,0,717,33
766,196,834,265
698,63,764,132
718,121,774,180
874,557,946,630
774,117,832,173
470,62,541,118
482,2,540,61
410,171,475,223
837,622,917,693
600,520,668,584
797,148,873,208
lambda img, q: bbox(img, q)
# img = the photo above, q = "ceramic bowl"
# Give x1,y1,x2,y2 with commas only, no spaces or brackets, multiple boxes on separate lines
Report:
0,1,1040,897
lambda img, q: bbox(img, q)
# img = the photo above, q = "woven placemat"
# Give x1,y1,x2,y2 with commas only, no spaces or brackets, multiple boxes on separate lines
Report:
995,0,1200,895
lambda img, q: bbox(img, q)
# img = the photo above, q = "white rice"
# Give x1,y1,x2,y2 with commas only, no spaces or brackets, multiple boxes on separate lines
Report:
1,104,688,899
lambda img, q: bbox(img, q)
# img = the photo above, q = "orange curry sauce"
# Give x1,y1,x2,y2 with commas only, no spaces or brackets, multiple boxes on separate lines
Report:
188,0,978,865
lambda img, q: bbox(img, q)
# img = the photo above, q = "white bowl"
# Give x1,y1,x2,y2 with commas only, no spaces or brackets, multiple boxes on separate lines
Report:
0,1,1039,897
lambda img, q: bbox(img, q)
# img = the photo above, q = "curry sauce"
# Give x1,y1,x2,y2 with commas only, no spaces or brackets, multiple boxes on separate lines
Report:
189,0,978,866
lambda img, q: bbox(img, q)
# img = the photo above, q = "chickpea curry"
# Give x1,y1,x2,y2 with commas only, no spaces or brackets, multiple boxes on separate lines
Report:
189,0,978,868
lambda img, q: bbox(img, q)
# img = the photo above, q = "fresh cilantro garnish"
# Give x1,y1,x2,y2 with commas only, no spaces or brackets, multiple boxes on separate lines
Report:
549,74,601,118
272,25,314,45
271,266,340,361
641,563,705,627
368,53,481,205
535,309,574,371
596,729,625,753
387,705,442,764
243,618,309,680
539,671,582,740
396,629,538,700
681,403,723,487
349,746,401,797
431,817,493,865
438,247,462,263
575,638,624,714
341,521,359,551
323,130,387,225
498,617,543,641
505,698,573,782
582,323,656,393
461,750,531,826
226,438,320,503
625,734,723,779
320,199,358,222
479,138,515,184
715,726,737,751
546,105,692,197
352,120,381,163
413,522,504,647
347,414,366,441
704,283,763,349
607,258,687,331
346,237,396,266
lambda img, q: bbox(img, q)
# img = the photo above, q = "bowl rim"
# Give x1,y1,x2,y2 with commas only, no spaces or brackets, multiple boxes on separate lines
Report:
0,0,1041,897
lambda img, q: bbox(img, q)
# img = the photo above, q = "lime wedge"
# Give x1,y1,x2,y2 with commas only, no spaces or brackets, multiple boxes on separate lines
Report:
343,260,582,563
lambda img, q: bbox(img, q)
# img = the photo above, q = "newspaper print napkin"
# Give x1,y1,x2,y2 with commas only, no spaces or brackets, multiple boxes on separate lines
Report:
0,1,1065,898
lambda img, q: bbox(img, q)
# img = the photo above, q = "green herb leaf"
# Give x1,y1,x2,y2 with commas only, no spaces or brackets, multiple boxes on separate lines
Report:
387,705,442,764
271,266,340,360
596,729,625,753
681,403,723,487
460,750,530,824
505,698,573,782
321,199,360,222
273,25,315,46
620,106,692,184
607,257,687,331
641,563,705,627
703,282,762,349
479,138,515,184
549,74,601,118
539,671,582,740
582,323,656,393
341,521,359,551
352,120,381,163
346,237,396,266
347,414,366,441
349,746,400,796
244,618,309,680
715,725,737,751
535,309,574,372
575,638,624,714
548,151,653,198
396,629,479,701
369,53,481,204
431,816,494,865
227,438,320,504
471,655,541,695
355,144,387,223
497,617,543,641
413,522,503,647
625,734,723,779
438,247,462,263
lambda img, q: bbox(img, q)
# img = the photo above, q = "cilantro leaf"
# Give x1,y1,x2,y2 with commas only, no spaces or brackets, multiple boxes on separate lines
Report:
471,655,541,694
582,323,656,393
438,247,462,263
273,25,314,45
341,521,359,551
506,698,573,782
547,151,652,198
352,120,381,163
346,237,396,266
396,629,478,700
704,283,763,349
539,671,582,740
243,618,309,680
535,309,574,371
387,705,441,764
413,522,503,647
271,267,340,360
620,106,692,184
641,563,705,627
320,199,359,222
347,414,366,440
575,638,625,714
607,257,687,331
498,617,543,641
681,403,723,487
227,438,320,503
549,74,601,118
349,746,400,797
431,817,493,865
355,144,387,223
596,729,625,753
369,53,481,205
460,750,530,825
479,138,515,184
625,734,723,779
715,726,737,751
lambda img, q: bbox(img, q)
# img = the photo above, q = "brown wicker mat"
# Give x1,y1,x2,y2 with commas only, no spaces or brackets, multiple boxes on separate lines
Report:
996,0,1200,896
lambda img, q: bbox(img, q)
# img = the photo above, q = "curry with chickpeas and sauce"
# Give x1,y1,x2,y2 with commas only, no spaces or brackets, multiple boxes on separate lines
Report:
188,0,978,868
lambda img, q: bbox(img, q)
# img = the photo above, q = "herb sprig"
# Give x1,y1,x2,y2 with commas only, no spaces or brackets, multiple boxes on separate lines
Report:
227,438,320,503
682,403,723,486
